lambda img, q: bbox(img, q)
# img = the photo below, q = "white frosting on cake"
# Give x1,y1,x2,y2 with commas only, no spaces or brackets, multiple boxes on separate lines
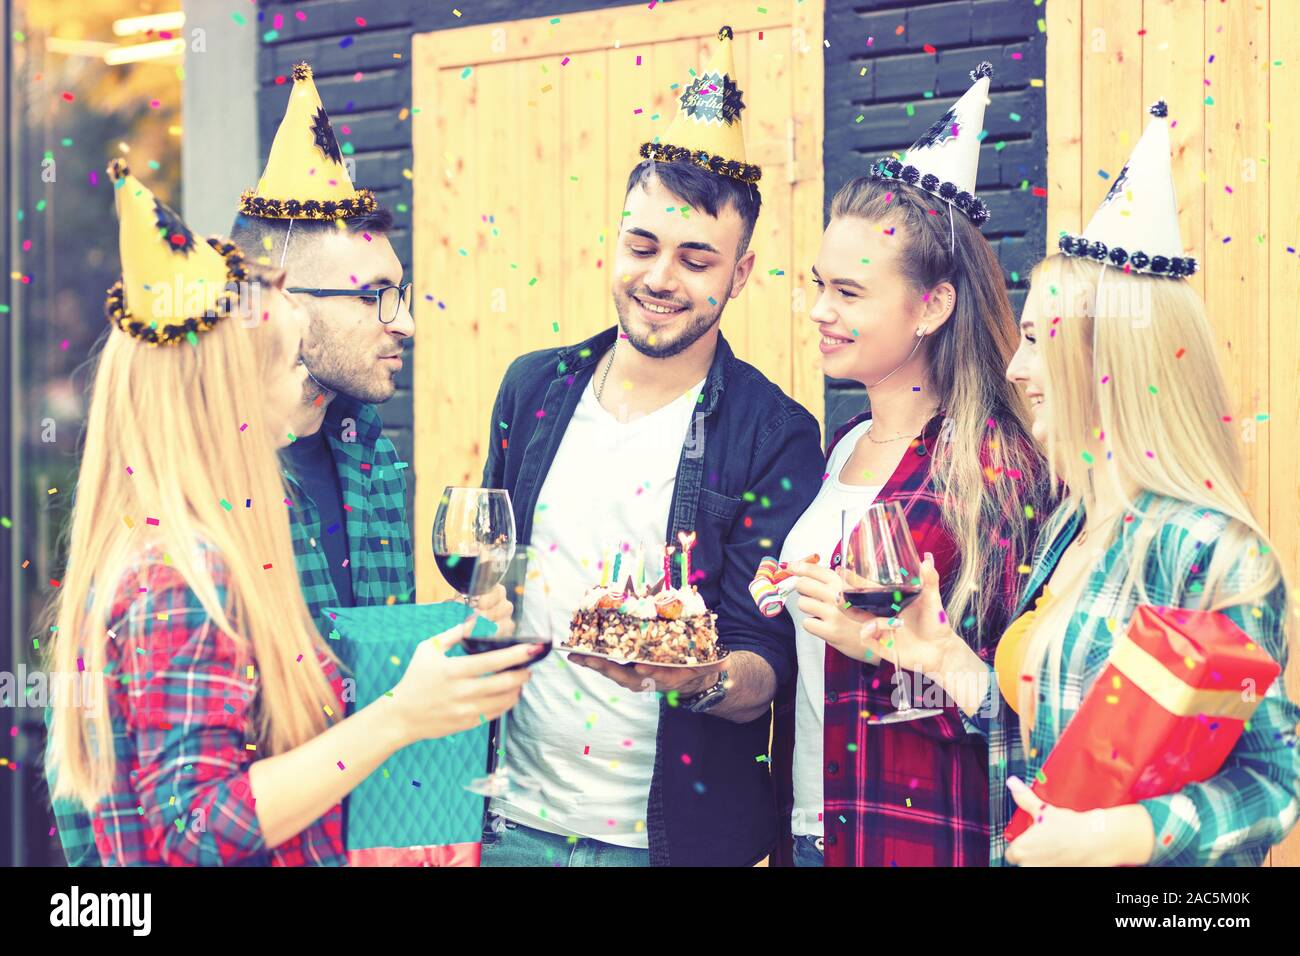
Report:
579,586,614,610
578,580,710,620
678,587,708,618
620,595,658,619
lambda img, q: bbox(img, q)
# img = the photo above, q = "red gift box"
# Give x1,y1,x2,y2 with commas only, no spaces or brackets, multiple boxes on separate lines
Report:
1005,605,1281,842
347,842,481,867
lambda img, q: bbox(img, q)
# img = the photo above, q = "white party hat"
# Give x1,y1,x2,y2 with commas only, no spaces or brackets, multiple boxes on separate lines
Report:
867,61,994,226
1058,100,1196,278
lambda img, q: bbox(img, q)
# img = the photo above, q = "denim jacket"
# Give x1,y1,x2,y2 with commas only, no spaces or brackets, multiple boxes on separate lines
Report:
482,326,825,866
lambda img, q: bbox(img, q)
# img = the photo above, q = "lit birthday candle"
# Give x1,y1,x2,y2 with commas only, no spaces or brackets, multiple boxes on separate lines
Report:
663,544,676,588
635,542,646,591
612,544,623,586
677,531,697,586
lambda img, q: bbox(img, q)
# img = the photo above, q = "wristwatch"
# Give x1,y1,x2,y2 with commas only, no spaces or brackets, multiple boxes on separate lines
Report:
683,670,729,713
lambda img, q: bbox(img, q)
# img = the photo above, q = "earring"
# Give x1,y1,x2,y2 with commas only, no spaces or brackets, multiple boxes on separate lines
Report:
916,327,927,337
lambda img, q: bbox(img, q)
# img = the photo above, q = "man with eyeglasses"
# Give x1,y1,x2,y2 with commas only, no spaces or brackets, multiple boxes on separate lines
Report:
231,205,413,614
227,64,418,625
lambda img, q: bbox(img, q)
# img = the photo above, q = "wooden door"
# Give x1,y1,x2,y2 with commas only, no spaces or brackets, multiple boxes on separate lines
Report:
412,1,825,602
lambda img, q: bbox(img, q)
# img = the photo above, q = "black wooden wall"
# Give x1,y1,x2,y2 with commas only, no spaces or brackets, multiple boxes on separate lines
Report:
254,0,1048,457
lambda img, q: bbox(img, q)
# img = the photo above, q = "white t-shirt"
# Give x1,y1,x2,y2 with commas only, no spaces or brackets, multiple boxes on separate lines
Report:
779,419,881,837
490,375,706,848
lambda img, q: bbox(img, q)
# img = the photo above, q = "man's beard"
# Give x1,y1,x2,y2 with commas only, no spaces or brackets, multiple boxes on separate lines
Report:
613,284,730,359
306,358,397,404
301,315,398,404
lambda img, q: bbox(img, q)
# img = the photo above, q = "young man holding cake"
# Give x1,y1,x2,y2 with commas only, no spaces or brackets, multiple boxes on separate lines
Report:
478,27,825,867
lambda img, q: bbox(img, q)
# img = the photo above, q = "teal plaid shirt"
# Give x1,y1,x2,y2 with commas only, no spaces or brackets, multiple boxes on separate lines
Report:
966,491,1300,866
282,395,415,633
49,396,414,865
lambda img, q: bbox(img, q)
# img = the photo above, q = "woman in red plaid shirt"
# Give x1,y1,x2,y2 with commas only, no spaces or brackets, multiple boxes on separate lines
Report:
772,167,1053,867
43,163,535,866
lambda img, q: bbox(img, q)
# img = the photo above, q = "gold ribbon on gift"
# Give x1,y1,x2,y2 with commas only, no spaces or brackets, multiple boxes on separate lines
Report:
1107,634,1256,720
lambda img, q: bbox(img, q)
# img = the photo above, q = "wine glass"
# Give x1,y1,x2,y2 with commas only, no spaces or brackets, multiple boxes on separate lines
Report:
840,502,944,723
462,545,553,798
432,487,516,604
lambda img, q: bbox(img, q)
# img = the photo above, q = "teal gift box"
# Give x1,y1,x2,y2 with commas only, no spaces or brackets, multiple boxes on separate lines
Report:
327,602,494,866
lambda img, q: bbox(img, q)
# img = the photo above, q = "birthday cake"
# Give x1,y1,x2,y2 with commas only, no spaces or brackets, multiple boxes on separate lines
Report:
563,534,724,666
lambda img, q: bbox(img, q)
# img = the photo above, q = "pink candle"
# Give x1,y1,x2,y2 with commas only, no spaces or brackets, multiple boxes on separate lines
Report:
663,545,676,588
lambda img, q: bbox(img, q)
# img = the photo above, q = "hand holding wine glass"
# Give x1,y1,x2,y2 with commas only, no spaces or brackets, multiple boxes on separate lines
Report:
388,617,540,745
849,549,992,718
786,561,878,660
850,549,959,677
473,583,516,638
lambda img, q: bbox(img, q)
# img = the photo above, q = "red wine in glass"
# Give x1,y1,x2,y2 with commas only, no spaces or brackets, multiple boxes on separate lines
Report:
462,635,552,671
434,553,479,596
432,487,515,602
842,584,922,614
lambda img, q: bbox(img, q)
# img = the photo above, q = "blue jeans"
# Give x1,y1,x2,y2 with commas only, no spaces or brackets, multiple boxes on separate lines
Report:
481,818,651,867
792,834,824,867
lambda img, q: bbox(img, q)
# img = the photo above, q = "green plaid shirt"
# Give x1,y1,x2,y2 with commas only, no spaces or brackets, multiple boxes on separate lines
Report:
49,395,414,865
967,490,1300,866
282,395,415,631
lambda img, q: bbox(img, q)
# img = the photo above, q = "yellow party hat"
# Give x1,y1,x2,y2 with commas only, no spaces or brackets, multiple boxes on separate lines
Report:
640,26,760,184
104,159,247,346
239,62,376,220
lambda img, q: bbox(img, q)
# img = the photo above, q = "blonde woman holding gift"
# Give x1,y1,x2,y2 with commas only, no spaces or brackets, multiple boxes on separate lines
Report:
842,101,1299,867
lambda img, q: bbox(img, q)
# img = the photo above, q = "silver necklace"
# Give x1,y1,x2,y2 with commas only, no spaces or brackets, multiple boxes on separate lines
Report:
595,340,617,402
864,426,917,445
863,411,934,445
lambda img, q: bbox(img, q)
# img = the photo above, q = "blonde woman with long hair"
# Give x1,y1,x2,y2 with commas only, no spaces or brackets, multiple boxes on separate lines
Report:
44,162,538,866
846,103,1299,866
774,63,1054,867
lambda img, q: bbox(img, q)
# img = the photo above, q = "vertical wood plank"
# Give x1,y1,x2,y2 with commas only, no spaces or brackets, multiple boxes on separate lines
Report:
560,48,611,344
1045,0,1083,251
1080,1,1144,218
1205,0,1269,511
474,60,525,576
1267,0,1300,870
516,50,564,379
414,56,481,602
718,29,754,368
649,38,699,164
607,39,654,288
1142,0,1206,301
738,26,795,395
790,0,826,428
480,60,524,369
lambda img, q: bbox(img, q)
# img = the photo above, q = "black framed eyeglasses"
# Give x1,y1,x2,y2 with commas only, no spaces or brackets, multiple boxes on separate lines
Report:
286,281,413,325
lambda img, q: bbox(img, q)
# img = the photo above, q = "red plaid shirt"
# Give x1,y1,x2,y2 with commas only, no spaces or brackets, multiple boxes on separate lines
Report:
80,545,346,866
773,412,1039,866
